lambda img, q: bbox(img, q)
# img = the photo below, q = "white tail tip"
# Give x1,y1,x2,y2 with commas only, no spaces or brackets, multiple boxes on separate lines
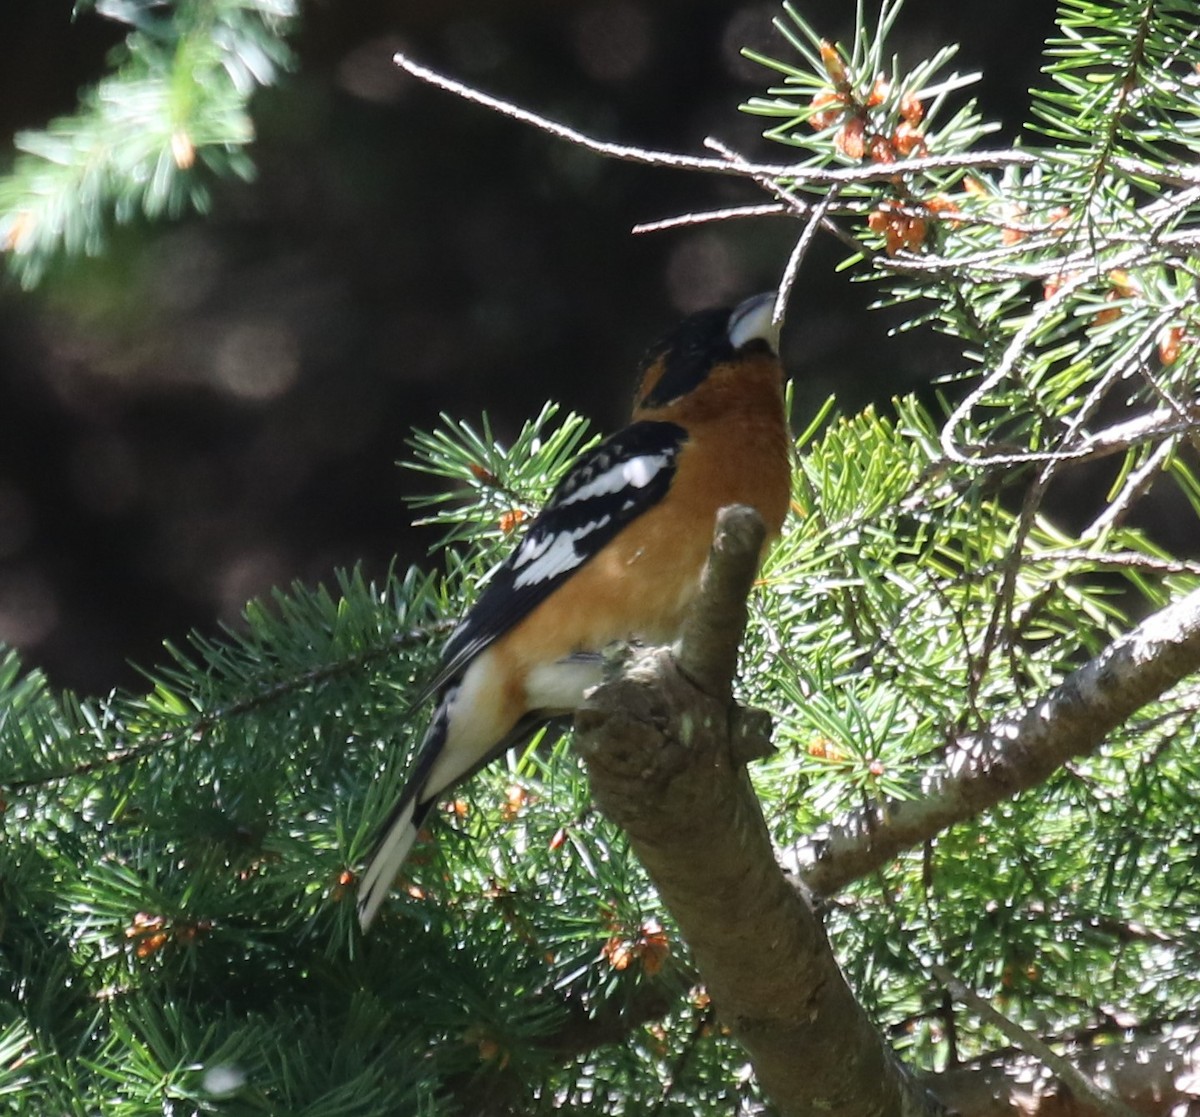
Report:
356,798,420,931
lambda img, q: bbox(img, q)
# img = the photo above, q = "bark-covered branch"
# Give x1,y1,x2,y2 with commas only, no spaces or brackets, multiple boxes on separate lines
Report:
924,1028,1200,1117
573,508,1200,1115
534,982,677,1057
574,506,939,1117
787,586,1200,897
931,965,1141,1117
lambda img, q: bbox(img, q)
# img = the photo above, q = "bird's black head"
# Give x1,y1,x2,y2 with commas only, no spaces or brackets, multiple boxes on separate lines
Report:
634,292,781,411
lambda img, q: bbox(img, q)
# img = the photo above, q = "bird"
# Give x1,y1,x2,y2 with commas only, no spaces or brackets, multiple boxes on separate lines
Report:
356,291,792,930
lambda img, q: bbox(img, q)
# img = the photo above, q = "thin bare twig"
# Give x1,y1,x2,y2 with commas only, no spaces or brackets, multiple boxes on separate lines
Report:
978,303,1177,691
702,136,862,259
1081,409,1199,457
940,262,1121,466
775,187,842,324
632,203,789,235
1032,546,1200,576
392,51,1034,186
932,965,1142,1117
1085,437,1177,541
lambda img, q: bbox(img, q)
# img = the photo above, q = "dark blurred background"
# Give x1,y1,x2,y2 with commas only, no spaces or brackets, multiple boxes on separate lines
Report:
0,0,1055,692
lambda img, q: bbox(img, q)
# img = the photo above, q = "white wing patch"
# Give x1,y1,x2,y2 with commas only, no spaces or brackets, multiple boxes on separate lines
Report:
428,422,685,685
559,452,672,506
508,452,673,590
512,516,611,588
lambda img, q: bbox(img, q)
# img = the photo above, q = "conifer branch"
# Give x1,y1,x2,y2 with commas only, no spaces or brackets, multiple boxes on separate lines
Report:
2,608,450,791
787,585,1200,897
0,1,299,284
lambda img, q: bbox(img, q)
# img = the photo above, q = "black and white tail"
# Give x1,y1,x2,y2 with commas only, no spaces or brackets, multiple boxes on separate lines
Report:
355,711,447,931
355,658,591,930
355,790,435,930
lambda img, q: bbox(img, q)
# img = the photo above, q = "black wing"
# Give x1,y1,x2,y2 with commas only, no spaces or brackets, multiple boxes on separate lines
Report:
417,420,688,701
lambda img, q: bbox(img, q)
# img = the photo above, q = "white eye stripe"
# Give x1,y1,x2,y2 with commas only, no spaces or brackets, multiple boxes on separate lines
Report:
559,452,671,506
512,516,612,588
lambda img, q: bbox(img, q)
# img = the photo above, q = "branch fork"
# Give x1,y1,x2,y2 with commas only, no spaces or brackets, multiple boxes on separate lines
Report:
574,506,933,1117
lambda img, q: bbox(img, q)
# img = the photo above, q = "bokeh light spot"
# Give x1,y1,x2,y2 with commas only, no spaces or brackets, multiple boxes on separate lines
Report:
213,319,300,401
0,566,59,647
442,19,510,74
572,3,653,83
665,232,746,313
217,547,291,623
721,5,778,82
337,36,412,104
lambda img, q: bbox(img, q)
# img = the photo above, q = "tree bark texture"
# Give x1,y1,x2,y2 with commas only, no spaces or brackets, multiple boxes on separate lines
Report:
575,506,939,1117
574,508,1200,1117
925,1028,1200,1117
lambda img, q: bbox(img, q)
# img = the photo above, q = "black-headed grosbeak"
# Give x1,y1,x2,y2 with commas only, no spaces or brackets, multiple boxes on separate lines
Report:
357,291,791,929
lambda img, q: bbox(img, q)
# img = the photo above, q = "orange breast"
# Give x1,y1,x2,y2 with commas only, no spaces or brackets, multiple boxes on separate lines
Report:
492,377,791,688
